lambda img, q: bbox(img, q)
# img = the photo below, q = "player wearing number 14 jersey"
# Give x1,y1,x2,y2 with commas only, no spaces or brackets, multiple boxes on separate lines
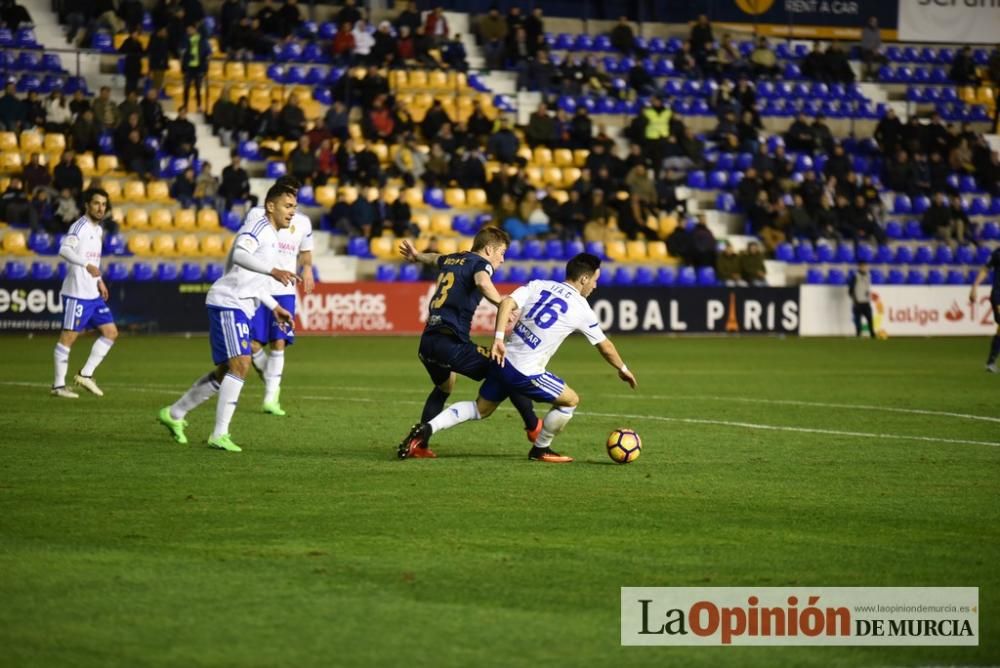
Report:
399,253,637,462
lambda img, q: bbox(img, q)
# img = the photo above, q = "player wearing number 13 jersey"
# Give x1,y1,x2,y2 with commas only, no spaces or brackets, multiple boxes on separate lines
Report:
399,253,638,463
396,226,540,459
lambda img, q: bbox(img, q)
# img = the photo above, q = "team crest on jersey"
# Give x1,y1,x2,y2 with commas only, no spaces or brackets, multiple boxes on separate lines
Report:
240,339,248,350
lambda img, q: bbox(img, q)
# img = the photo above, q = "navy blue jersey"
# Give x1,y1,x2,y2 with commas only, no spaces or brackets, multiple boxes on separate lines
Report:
987,248,1000,300
424,252,492,343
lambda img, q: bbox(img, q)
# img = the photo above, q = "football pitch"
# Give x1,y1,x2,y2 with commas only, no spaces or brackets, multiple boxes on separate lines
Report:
1,334,998,667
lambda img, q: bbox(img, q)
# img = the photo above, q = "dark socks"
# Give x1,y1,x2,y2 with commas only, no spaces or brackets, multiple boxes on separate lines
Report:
509,392,538,431
421,387,450,423
988,335,1000,364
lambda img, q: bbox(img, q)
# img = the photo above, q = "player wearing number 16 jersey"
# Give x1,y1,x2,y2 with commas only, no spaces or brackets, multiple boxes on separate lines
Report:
157,184,300,452
399,253,637,462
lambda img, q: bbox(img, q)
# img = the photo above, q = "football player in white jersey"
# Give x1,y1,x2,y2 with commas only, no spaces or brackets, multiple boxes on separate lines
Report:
246,176,315,416
399,253,637,462
51,188,118,399
157,184,300,452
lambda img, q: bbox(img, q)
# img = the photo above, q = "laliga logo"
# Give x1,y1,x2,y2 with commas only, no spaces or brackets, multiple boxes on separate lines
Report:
734,0,775,15
945,301,964,322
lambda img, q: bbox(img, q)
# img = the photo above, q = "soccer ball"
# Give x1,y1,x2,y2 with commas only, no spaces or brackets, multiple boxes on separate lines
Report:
606,428,641,464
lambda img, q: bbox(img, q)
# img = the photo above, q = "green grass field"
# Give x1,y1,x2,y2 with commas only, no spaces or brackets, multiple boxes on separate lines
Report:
1,334,998,667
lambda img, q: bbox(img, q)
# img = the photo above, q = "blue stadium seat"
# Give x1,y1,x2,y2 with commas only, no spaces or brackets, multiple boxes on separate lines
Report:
346,237,369,257
375,264,397,282
716,192,737,212
676,266,697,286
91,32,113,52
529,266,549,282
318,21,337,39
774,242,794,262
967,269,981,283
795,243,816,263
893,246,914,264
875,245,893,264
893,194,912,214
686,170,706,189
912,194,931,214
981,222,1000,241
835,244,855,263
884,220,903,239
933,245,954,265
203,263,223,282
926,269,944,285
505,240,522,260
584,241,605,259
634,266,655,286
545,239,564,260
103,262,127,281
507,265,529,284
708,170,727,189
550,266,566,282
655,266,676,286
905,220,925,239
395,263,418,282
968,196,989,215
697,266,717,286
887,268,905,284
180,262,201,281
856,245,875,263
265,161,287,178
805,268,824,284
913,245,934,264
474,213,493,230
132,262,154,281
223,211,242,231
424,188,446,209
522,240,545,260
452,214,475,236
491,266,506,283
869,268,885,285
815,244,834,263
157,262,179,281
613,267,633,286
906,269,926,284
956,244,976,265
28,231,53,253
826,268,846,285
736,152,754,170
946,269,966,285
30,261,53,280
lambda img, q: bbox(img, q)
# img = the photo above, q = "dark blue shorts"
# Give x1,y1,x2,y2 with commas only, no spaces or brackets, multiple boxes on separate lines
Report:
251,294,296,344
418,330,491,386
479,361,566,404
62,296,114,332
208,307,252,365
992,298,1000,325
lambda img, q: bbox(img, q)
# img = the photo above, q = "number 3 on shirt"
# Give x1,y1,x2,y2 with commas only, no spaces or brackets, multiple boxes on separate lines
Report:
523,290,567,329
431,272,455,309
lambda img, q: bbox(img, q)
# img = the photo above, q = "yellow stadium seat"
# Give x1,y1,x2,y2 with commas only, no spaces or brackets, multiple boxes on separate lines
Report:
110,208,124,228
553,148,574,167
101,180,122,201
370,236,396,259
457,236,474,253
436,237,458,255
259,138,281,155
658,214,679,237
122,180,146,202
0,132,16,152
960,86,977,104
444,188,466,208
338,185,358,204
146,181,170,203
363,187,380,202
200,235,224,256
314,185,336,208
548,189,569,204
466,188,487,207
0,151,23,173
411,212,430,233
165,59,182,81
406,70,428,90
96,155,120,176
152,234,175,256
44,133,66,153
390,70,408,89
348,123,363,140
197,209,220,230
246,62,267,83
647,240,669,261
524,166,544,188
370,142,389,164
75,152,95,176
543,167,562,186
2,230,28,254
427,70,448,89
173,209,196,230
484,161,501,181
430,213,453,236
223,235,234,253
150,209,173,230
977,86,995,105
281,140,297,158
626,240,647,261
533,147,552,166
412,92,434,110
573,149,589,167
176,234,199,255
207,60,225,80
227,84,249,103
249,90,271,112
164,82,183,101
19,131,42,153
125,208,149,229
382,185,400,203
606,240,627,261
403,187,423,208
128,234,152,255
517,146,533,163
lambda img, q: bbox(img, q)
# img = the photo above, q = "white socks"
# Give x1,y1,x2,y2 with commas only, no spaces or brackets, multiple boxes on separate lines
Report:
53,343,70,387
170,371,221,420
263,350,284,403
212,373,245,438
251,348,268,376
429,401,481,434
534,406,575,449
80,336,114,377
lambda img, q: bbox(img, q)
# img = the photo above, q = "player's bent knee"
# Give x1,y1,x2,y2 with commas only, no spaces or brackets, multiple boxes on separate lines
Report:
227,355,251,378
554,387,580,408
438,372,457,393
475,397,498,417
271,339,286,351
101,325,118,340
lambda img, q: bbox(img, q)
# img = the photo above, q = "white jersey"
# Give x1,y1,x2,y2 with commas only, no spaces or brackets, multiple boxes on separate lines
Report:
245,206,313,296
60,216,103,300
505,280,607,376
206,213,279,318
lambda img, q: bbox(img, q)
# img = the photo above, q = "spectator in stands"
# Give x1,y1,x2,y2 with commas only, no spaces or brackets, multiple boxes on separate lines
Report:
625,163,656,205
120,128,156,181
395,0,420,33
22,90,44,130
524,103,556,148
950,46,979,87
686,214,717,268
352,18,375,63
673,40,698,78
424,6,449,46
502,190,548,240
412,26,441,68
784,112,813,153
53,150,83,200
231,96,258,144
359,66,389,111
716,241,744,286
67,90,89,119
609,16,637,56
145,26,170,94
950,137,976,175
519,49,558,92
640,96,672,166
118,90,142,130
582,188,617,243
345,190,375,236
874,107,902,157
42,91,72,135
788,193,820,241
392,134,426,186
258,101,284,140
218,0,245,52
717,34,748,78
114,112,145,157
70,109,101,154
553,189,587,240
332,21,356,64
119,27,145,96
180,23,210,112
508,26,532,68
392,25,416,66
210,91,237,146
288,135,316,184
220,153,252,209
54,187,80,228
21,153,51,195
478,6,508,70
280,93,306,141
165,108,197,158
884,149,915,195
92,86,120,131
423,142,450,187
467,101,494,142
454,142,487,189
368,21,395,67
616,192,658,241
988,44,1000,85
170,166,197,207
349,138,382,186
750,37,778,78
278,0,303,38
949,193,973,244
859,16,887,81
444,33,469,72
739,241,767,285
322,100,349,141
487,118,519,165
845,193,884,244
626,58,657,98
0,82,25,132
337,0,361,28
0,178,36,229
920,191,949,241
689,14,714,71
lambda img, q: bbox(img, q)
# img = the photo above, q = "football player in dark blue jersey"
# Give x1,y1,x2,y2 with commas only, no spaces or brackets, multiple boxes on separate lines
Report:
397,226,541,458
970,247,1000,373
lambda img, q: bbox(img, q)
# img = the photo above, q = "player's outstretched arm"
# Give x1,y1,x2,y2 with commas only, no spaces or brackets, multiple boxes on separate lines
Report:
596,339,637,389
398,239,440,266
491,296,518,365
474,270,504,306
970,267,988,303
232,243,299,285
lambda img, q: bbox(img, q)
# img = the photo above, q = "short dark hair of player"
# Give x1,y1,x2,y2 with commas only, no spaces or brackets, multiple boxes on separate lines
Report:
265,183,297,204
471,225,510,252
83,187,109,204
566,253,602,281
274,175,302,192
